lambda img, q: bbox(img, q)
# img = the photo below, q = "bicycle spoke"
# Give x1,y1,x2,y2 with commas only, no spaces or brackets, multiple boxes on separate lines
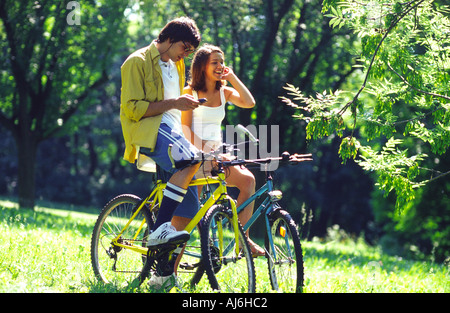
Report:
266,210,304,293
201,204,255,292
91,195,153,286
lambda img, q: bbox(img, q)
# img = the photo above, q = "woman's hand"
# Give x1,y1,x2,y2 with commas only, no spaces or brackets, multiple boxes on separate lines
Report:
221,66,256,109
220,66,234,81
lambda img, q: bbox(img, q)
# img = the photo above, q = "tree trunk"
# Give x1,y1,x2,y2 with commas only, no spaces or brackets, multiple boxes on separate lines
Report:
16,131,38,210
241,0,295,126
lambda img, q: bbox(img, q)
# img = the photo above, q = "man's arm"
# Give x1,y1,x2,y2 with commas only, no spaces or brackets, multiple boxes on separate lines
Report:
143,95,201,118
121,57,201,121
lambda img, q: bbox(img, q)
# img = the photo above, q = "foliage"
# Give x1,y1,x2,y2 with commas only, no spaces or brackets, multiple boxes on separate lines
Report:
281,0,450,262
281,0,450,210
1,199,448,293
1,0,371,242
0,0,130,208
359,137,428,209
1,0,447,264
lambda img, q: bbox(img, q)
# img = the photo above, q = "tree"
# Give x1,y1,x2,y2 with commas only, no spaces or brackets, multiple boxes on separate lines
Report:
281,0,449,260
282,0,449,209
0,1,375,243
176,0,359,148
0,0,130,209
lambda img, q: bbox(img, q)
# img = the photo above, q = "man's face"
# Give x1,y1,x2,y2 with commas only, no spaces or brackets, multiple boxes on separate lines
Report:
167,41,195,62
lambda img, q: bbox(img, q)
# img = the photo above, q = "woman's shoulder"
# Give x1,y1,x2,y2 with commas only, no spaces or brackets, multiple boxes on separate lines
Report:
183,85,193,95
222,86,235,102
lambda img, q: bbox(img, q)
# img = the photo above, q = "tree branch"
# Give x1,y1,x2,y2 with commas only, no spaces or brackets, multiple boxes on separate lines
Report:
422,169,450,184
42,70,109,140
387,62,450,101
337,0,427,116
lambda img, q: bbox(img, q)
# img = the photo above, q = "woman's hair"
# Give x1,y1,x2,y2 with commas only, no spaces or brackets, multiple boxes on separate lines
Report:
156,17,201,48
189,44,225,92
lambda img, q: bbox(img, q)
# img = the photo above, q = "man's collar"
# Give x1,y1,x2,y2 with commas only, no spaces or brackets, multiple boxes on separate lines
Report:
149,41,161,63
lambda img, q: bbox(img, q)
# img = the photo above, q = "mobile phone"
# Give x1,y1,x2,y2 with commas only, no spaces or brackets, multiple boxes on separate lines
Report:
199,98,207,103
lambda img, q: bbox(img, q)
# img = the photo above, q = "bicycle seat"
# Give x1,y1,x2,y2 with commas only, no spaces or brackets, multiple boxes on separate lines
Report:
136,146,157,172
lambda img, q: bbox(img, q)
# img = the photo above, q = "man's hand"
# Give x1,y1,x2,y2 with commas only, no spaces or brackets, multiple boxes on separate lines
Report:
143,95,200,118
174,94,200,111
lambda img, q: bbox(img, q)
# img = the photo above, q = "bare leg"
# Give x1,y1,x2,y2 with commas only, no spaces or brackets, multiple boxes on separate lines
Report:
168,162,201,189
225,166,256,231
224,166,264,256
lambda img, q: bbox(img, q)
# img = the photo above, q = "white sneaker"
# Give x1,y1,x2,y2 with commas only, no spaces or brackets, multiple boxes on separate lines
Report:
147,222,190,247
148,273,178,292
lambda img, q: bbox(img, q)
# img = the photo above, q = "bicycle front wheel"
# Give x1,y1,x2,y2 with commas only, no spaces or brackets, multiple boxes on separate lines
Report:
90,194,154,286
201,204,256,292
266,209,304,293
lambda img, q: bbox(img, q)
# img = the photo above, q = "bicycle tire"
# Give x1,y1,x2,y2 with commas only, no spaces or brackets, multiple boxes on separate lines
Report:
200,204,256,292
90,194,154,286
265,209,304,293
175,225,206,289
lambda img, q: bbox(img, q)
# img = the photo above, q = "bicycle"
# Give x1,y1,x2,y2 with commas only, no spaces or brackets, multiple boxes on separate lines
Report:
214,151,311,293
90,145,256,292
90,126,312,292
179,126,311,293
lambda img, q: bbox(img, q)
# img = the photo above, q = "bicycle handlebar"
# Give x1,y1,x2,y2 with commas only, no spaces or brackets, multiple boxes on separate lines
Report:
220,152,313,168
167,125,313,170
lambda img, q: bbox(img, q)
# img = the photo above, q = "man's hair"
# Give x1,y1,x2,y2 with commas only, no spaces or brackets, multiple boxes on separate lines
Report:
189,44,225,92
156,17,201,48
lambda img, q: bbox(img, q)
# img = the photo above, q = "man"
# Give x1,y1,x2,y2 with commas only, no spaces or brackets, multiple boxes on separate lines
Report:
120,17,202,251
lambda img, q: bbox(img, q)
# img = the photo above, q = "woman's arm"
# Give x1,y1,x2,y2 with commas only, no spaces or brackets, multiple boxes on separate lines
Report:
221,67,255,109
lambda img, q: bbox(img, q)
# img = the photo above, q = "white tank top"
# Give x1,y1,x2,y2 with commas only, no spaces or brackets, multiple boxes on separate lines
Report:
192,89,226,143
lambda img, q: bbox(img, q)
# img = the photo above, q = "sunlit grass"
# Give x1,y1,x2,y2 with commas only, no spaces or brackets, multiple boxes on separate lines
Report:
302,238,449,293
0,199,448,293
0,200,96,292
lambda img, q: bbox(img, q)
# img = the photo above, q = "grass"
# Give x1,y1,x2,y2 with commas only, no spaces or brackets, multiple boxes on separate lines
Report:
0,198,448,293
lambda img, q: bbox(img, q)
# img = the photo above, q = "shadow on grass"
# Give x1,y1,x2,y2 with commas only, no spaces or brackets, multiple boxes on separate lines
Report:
0,200,95,237
3,198,446,293
302,239,430,275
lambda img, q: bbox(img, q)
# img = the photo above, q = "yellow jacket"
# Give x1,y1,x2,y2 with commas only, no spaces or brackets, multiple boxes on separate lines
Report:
120,42,185,163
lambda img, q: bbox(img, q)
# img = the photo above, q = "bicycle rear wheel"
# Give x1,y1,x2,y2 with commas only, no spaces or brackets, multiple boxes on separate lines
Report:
266,209,304,293
201,204,256,292
90,194,154,286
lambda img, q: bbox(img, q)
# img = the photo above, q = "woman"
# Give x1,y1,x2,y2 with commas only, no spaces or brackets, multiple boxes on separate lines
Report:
182,44,264,256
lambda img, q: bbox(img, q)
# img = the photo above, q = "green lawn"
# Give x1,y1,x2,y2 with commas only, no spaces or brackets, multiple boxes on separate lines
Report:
0,199,448,293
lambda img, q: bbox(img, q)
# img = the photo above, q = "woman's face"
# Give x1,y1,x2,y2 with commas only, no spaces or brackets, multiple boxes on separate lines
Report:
205,52,225,81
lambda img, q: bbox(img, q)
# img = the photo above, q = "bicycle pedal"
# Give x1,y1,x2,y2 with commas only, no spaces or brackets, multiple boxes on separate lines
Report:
146,234,190,250
147,243,178,254
179,262,195,270
147,245,161,251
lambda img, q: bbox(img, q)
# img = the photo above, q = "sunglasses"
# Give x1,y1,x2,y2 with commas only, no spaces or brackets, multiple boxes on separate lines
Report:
182,41,195,54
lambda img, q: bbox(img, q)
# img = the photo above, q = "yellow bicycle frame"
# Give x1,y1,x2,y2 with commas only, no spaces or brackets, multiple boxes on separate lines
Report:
184,175,240,256
110,172,241,256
